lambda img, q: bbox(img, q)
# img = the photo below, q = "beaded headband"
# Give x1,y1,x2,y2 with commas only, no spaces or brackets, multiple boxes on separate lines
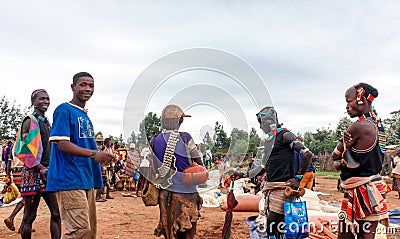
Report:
31,89,47,101
356,86,375,105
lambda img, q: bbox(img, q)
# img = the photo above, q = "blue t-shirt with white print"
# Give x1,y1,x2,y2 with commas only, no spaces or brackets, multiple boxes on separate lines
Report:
46,102,103,191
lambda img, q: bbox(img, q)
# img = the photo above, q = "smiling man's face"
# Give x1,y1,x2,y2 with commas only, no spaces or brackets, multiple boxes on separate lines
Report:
32,91,50,114
72,76,94,103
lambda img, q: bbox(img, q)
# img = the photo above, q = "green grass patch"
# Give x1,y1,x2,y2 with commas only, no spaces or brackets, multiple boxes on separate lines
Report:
316,171,340,176
323,175,341,180
316,171,340,180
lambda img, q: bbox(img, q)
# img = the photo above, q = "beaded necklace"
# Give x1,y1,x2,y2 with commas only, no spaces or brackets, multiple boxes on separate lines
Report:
267,124,287,137
32,111,50,126
358,111,387,154
358,111,379,124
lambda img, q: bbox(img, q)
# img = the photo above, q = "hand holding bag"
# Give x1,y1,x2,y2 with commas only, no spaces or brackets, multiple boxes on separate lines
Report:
182,161,209,185
181,133,208,185
283,200,309,239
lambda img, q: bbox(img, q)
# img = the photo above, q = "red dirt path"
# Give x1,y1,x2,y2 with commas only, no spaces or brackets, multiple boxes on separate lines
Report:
1,176,399,238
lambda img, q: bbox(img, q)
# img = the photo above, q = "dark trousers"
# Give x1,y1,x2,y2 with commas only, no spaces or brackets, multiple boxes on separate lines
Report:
21,191,61,239
266,211,285,238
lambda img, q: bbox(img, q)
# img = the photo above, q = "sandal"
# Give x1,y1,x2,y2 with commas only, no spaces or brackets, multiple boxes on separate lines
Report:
4,217,15,231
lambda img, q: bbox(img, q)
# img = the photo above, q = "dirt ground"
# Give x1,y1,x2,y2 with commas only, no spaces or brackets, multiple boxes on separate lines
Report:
1,176,399,239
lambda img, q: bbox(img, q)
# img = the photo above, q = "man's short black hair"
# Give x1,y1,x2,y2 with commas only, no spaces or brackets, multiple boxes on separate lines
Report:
73,72,93,84
104,138,111,145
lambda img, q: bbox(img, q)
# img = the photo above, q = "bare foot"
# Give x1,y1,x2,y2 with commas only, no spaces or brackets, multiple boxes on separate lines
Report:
4,217,15,231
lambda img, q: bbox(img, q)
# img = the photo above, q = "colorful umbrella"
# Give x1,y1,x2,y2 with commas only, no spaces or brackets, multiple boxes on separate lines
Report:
222,180,238,239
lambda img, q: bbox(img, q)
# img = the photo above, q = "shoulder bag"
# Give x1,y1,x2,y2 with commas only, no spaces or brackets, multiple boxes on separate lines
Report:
141,137,160,206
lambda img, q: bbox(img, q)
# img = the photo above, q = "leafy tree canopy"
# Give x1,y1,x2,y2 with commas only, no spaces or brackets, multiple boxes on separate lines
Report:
0,96,28,139
137,112,161,148
384,110,400,145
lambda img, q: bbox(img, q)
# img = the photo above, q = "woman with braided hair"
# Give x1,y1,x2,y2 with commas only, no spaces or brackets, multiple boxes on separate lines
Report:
150,104,203,239
332,83,389,239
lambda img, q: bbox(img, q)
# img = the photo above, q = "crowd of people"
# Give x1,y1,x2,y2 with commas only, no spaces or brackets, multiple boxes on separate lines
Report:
94,139,144,201
0,78,399,239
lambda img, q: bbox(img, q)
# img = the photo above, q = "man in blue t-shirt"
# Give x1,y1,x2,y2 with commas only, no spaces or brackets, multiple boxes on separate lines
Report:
47,72,113,239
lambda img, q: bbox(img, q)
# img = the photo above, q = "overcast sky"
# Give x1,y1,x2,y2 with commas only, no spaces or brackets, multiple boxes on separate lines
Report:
1,1,399,143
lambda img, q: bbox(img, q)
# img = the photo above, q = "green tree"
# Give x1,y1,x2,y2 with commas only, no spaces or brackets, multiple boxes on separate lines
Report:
248,127,261,156
127,131,138,147
0,96,27,139
107,135,118,143
137,112,161,148
198,143,207,154
230,127,248,146
118,133,126,147
323,132,337,155
228,139,248,156
305,128,336,155
302,131,313,148
295,132,303,142
213,121,230,151
383,109,400,145
202,131,213,149
335,117,352,140
229,127,249,156
137,123,147,148
233,127,248,140
104,134,126,147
